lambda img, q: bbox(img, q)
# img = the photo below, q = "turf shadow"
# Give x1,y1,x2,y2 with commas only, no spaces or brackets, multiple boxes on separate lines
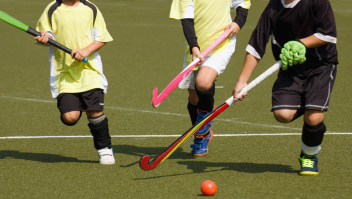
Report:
0,150,96,163
112,144,193,167
177,160,298,174
133,161,298,180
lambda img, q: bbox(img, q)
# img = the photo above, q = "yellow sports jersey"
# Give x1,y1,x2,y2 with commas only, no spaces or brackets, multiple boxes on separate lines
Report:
36,0,113,98
170,0,250,69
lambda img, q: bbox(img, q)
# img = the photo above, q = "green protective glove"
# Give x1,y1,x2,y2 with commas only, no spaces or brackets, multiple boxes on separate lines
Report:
279,41,307,70
279,53,289,70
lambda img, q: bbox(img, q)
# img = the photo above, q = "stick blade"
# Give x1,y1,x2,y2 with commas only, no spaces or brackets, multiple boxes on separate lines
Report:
139,155,156,171
151,87,161,108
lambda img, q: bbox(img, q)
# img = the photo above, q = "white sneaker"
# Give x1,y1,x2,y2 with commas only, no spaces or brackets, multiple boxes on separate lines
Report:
97,147,115,165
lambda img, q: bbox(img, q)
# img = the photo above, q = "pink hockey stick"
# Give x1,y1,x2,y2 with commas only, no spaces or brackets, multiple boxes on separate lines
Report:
152,29,231,108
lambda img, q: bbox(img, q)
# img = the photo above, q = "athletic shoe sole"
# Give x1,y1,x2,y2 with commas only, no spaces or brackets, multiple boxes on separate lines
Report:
192,130,213,157
299,171,319,176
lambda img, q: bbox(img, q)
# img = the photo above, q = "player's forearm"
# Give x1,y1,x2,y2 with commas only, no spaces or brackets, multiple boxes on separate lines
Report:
84,40,106,55
181,18,199,54
233,7,248,29
299,35,327,48
237,53,260,83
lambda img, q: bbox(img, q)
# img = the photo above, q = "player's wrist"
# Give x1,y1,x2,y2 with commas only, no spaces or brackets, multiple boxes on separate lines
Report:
233,7,248,29
295,38,306,47
236,79,248,86
191,46,200,54
82,47,92,57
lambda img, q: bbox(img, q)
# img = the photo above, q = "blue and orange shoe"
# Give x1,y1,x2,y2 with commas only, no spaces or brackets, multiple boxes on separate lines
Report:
298,154,319,176
190,108,214,156
194,109,213,136
190,130,213,156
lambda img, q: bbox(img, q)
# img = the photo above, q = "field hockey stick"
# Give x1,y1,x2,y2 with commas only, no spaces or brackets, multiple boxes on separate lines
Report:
140,61,282,170
151,29,231,108
0,10,88,62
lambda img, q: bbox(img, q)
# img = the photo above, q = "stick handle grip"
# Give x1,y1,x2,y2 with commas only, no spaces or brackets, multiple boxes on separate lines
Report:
237,61,282,99
28,27,88,63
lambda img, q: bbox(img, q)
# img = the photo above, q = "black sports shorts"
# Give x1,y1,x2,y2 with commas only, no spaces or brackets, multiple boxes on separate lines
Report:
271,61,337,112
57,89,105,114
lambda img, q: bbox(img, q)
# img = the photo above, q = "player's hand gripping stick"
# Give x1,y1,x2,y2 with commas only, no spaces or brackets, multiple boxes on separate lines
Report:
0,10,88,62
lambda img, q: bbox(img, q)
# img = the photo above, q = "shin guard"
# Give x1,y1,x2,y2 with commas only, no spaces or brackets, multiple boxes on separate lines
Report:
88,115,112,149
301,121,326,156
195,82,215,112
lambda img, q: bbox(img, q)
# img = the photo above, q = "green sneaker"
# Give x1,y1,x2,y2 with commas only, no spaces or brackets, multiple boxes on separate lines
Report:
298,155,318,176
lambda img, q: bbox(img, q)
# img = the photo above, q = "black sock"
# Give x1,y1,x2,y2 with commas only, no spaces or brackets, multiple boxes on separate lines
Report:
302,121,326,147
88,116,112,149
187,101,198,125
195,82,215,112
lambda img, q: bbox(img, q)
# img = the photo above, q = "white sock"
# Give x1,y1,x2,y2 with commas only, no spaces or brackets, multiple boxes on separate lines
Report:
301,141,321,156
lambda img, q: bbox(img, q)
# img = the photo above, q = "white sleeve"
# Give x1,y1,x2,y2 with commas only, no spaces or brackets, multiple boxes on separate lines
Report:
91,27,101,41
231,0,251,9
231,0,244,9
183,0,194,18
46,29,57,41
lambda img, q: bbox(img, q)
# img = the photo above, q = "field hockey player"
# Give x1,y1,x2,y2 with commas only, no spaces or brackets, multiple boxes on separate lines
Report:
34,0,115,165
233,0,338,175
169,0,251,156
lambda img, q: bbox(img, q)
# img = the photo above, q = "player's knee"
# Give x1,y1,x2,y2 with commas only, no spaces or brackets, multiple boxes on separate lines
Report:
86,111,103,118
274,114,292,123
61,111,81,126
304,110,324,126
196,80,213,91
62,117,78,124
273,110,296,123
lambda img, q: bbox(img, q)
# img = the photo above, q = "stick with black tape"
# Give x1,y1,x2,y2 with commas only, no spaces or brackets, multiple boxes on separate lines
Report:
0,10,88,62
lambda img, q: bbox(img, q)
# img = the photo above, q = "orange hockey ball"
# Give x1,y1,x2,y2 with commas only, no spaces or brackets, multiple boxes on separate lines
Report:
201,180,217,196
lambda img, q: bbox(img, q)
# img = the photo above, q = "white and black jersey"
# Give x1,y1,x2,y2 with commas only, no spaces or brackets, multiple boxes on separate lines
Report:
246,0,338,64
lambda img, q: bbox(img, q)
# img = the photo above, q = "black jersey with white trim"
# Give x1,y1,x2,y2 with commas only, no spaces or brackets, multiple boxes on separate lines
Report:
247,0,338,64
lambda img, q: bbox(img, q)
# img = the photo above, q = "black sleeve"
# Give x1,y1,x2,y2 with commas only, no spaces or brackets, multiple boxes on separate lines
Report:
247,10,272,59
314,0,337,39
233,6,249,29
181,18,199,54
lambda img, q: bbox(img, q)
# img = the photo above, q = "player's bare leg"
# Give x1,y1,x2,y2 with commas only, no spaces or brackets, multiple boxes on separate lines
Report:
273,109,298,123
61,111,81,125
190,66,217,156
273,109,325,175
196,66,218,91
299,110,325,175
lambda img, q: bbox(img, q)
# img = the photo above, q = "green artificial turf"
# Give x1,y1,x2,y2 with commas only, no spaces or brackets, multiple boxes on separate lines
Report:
0,0,351,198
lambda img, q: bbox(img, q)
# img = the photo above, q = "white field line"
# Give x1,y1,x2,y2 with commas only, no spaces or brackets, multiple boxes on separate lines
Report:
0,132,352,140
0,96,307,131
0,96,56,103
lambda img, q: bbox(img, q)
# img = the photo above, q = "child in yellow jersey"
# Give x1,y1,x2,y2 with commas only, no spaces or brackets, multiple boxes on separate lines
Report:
170,0,251,156
34,0,115,165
